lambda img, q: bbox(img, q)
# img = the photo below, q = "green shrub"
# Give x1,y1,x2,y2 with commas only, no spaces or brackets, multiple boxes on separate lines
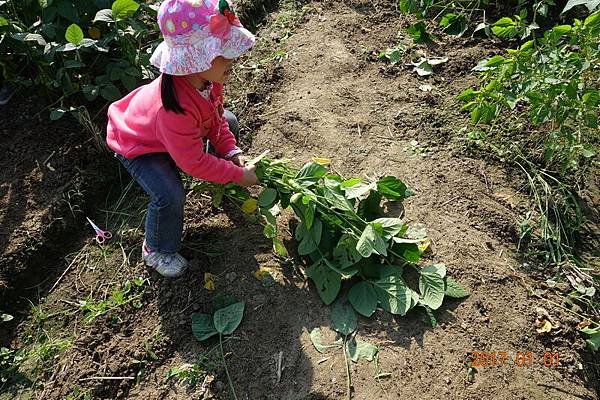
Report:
0,0,160,118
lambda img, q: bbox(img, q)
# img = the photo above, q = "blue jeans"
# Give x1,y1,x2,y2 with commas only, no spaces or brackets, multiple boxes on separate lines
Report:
117,110,240,254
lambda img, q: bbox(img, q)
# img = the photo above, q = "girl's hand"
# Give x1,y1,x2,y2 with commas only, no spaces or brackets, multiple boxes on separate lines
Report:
239,165,259,187
230,154,246,167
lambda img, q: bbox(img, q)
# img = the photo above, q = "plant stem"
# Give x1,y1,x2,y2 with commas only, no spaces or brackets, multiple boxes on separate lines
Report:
219,334,238,400
343,337,352,400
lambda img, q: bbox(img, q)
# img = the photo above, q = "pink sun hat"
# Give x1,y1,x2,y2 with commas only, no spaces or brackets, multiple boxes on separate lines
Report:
150,0,256,76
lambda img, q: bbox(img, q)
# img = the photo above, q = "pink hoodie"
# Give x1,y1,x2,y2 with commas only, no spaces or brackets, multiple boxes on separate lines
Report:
106,75,243,184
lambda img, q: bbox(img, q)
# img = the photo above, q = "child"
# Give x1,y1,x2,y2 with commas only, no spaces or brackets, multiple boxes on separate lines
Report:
106,0,259,278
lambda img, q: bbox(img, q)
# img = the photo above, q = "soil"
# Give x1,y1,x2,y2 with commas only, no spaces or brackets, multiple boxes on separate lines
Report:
1,1,598,399
0,96,112,319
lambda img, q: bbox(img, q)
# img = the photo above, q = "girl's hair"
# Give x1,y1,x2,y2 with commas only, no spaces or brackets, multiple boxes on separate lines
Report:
161,74,185,114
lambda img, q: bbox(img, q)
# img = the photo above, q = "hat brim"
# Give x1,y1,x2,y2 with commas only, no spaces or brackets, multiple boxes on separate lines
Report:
150,25,255,76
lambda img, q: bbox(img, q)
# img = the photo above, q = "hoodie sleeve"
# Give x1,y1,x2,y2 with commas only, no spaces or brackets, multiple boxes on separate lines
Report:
155,107,244,184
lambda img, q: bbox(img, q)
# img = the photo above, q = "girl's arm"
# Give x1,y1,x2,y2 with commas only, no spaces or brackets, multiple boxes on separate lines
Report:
156,108,244,184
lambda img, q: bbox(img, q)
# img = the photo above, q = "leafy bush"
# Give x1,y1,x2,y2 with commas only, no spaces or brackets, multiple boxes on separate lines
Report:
0,0,159,118
458,9,600,261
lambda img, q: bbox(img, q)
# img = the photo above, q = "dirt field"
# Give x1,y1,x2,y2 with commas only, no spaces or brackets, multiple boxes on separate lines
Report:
1,0,598,399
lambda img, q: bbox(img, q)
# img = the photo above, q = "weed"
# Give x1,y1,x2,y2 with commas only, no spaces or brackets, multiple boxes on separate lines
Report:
78,277,148,323
191,294,245,399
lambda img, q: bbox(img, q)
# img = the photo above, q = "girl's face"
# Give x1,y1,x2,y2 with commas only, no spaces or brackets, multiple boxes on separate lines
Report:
196,56,234,84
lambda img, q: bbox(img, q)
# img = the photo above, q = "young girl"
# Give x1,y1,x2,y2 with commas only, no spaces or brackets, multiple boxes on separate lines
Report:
106,0,259,278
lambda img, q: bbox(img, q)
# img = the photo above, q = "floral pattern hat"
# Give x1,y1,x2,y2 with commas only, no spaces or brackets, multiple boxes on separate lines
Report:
150,0,255,76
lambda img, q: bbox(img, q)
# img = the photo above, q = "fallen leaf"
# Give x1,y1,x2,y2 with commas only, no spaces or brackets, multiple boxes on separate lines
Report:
577,320,591,330
203,272,215,291
252,265,278,280
241,198,258,214
312,157,331,166
418,238,431,253
535,319,552,334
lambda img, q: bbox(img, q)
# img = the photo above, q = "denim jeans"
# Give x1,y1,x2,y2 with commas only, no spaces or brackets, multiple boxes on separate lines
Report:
117,110,239,254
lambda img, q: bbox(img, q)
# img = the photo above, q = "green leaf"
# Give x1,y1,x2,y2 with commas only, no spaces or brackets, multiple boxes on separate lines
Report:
304,201,316,229
399,0,422,15
213,301,245,335
393,242,421,263
419,271,445,310
298,218,322,255
263,223,277,239
440,13,467,36
356,224,388,257
413,59,434,76
94,8,115,23
376,176,408,200
121,74,137,91
445,277,470,298
563,0,600,14
12,33,47,46
65,24,84,45
331,300,357,336
422,264,446,278
346,338,378,362
191,313,218,341
272,238,288,257
584,112,598,128
100,84,121,101
584,330,600,352
407,22,432,43
348,281,378,317
457,88,478,102
333,235,362,269
341,179,376,200
50,108,67,121
212,293,237,312
295,162,327,184
371,218,405,239
323,178,353,211
373,274,413,315
307,261,341,305
491,17,517,38
258,188,278,208
310,328,342,353
112,0,139,20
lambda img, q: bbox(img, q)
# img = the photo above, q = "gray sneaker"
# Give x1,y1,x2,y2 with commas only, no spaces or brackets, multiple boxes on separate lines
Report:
0,83,15,106
142,242,188,278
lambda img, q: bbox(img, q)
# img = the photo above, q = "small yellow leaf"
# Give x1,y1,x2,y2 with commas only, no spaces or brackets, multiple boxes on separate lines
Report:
418,238,431,253
203,272,215,291
252,265,277,280
535,319,552,334
312,157,331,166
241,198,258,214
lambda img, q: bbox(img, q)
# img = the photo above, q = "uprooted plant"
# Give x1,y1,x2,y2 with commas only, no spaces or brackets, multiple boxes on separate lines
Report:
194,153,469,323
